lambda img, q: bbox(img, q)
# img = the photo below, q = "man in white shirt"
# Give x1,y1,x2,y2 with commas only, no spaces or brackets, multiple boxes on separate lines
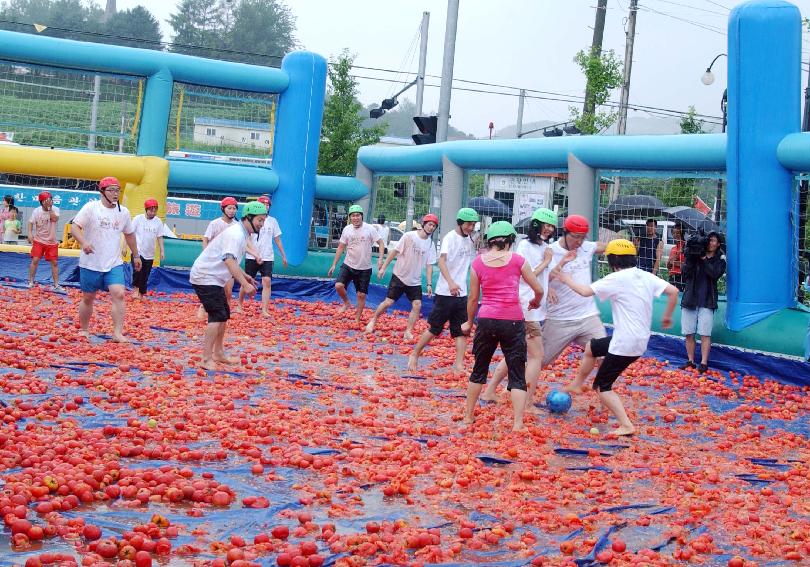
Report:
196,197,239,320
365,213,438,340
327,205,386,326
70,177,141,342
27,191,62,290
236,195,287,316
190,201,266,370
408,207,480,373
557,239,678,436
130,198,165,299
544,214,608,367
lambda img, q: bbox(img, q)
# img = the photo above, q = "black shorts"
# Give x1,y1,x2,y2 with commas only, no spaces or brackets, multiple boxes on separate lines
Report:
386,274,422,303
336,264,372,295
427,294,468,338
589,336,639,392
245,259,274,279
469,318,527,391
193,284,230,323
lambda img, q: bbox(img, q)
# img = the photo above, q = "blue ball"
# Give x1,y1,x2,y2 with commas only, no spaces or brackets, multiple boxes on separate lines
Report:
546,390,572,414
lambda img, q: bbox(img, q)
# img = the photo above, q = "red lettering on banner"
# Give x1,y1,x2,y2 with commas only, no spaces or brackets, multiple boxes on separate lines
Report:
165,201,180,216
184,203,202,218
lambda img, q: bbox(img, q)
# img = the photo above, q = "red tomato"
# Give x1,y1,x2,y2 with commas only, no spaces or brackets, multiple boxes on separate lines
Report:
611,539,627,553
272,525,290,540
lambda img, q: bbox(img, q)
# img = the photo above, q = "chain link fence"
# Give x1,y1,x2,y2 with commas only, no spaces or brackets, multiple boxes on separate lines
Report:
794,175,810,307
0,60,142,153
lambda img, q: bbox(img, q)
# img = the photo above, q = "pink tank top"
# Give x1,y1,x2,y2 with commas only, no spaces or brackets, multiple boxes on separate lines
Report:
473,252,525,320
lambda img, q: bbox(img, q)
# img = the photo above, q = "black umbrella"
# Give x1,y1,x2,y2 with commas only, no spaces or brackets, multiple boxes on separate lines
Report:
663,206,720,235
468,196,512,219
603,194,665,220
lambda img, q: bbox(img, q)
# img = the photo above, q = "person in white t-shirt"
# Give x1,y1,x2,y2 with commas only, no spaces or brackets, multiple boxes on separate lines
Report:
236,195,287,316
27,191,62,290
543,214,608,367
327,205,386,326
196,197,239,320
558,239,678,437
365,213,438,340
190,201,267,370
70,177,140,342
408,207,480,373
130,198,165,299
482,208,556,409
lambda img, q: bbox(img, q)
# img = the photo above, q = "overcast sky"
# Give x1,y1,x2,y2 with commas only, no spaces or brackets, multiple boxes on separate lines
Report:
117,0,810,137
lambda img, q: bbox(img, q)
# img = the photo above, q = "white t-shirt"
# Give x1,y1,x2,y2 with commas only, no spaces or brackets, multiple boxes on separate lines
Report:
339,222,380,270
516,239,550,322
546,240,600,321
132,214,163,260
203,217,233,242
591,267,669,357
247,216,282,262
29,206,60,245
392,231,437,287
434,229,476,297
373,224,390,244
73,200,134,272
190,222,249,286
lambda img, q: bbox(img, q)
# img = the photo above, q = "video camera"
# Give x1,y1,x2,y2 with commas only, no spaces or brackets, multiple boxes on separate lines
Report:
684,230,709,257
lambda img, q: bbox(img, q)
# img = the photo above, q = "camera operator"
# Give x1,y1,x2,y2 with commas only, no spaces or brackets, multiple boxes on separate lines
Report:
680,231,726,373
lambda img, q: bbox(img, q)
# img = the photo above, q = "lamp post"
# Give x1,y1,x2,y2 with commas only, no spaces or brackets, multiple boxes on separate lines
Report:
702,53,727,223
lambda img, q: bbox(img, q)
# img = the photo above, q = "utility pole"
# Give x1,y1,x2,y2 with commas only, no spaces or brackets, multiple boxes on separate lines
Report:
583,0,608,117
433,0,459,221
616,0,639,135
516,89,525,138
406,11,430,233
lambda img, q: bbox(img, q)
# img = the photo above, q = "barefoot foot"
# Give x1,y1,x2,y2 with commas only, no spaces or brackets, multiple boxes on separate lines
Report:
407,354,418,372
111,334,130,343
338,302,351,314
403,330,414,341
365,320,376,334
609,426,636,437
213,355,238,364
201,359,217,371
78,330,90,339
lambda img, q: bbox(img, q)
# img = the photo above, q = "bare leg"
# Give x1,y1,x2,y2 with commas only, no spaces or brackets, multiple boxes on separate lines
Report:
28,256,40,285
109,284,128,342
335,282,350,312
404,300,421,340
196,304,207,321
598,390,635,436
511,388,528,431
365,298,394,333
524,336,544,410
464,382,483,424
202,322,224,369
700,335,712,365
78,291,97,336
408,330,436,371
481,360,507,401
565,342,595,394
685,334,696,364
224,278,234,307
453,336,468,372
261,276,271,316
49,260,59,288
236,284,247,312
213,322,236,363
355,292,366,325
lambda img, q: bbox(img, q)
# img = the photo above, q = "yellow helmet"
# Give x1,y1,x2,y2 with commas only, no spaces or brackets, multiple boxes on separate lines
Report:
605,238,637,256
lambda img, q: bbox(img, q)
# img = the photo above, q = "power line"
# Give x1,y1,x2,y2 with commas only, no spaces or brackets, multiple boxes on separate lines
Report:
645,0,727,17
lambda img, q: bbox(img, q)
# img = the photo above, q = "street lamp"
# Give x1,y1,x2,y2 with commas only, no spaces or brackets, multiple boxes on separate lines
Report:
369,79,417,119
702,53,728,223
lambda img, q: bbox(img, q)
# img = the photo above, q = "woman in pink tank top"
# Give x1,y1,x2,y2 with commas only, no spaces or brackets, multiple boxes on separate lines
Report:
460,221,545,431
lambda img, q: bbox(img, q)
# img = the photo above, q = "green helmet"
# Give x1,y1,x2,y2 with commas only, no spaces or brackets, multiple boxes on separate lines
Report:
456,207,480,222
348,204,364,216
242,201,267,216
531,207,558,227
486,220,517,240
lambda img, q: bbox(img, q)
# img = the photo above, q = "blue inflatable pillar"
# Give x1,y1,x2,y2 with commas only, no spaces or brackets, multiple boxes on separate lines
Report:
137,68,174,157
726,1,801,330
272,52,327,265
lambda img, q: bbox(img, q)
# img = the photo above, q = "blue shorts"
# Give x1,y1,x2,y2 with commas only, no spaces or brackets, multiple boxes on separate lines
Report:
80,265,125,293
681,307,715,337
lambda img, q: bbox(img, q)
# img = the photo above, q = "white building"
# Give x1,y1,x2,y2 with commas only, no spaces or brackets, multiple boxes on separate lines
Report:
192,117,272,151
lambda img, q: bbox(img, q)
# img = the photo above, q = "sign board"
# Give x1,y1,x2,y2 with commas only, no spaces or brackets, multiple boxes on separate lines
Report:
517,192,547,221
487,175,553,223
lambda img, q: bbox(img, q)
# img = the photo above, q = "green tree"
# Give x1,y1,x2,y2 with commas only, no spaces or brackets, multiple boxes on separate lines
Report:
318,50,386,176
680,105,706,134
0,0,103,41
168,0,226,59
569,48,623,134
101,7,162,50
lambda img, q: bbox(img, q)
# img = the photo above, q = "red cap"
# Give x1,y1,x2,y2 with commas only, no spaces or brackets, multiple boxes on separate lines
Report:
563,214,590,233
38,191,52,202
258,195,271,206
98,176,120,190
144,199,159,209
422,213,439,226
221,197,238,208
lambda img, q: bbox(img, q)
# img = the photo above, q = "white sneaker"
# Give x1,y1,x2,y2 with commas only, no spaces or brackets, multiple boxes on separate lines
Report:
25,281,34,288
53,285,65,292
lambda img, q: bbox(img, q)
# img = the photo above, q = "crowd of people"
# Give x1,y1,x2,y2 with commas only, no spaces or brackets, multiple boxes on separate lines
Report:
8,178,736,434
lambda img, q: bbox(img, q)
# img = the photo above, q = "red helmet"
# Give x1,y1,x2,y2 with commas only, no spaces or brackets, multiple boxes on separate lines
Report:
563,214,590,233
98,176,120,190
144,199,159,209
422,213,439,226
257,195,271,206
220,197,238,208
38,191,52,202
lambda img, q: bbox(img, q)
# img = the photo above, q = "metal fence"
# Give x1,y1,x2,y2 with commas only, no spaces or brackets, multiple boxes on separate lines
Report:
166,83,277,160
794,175,810,307
0,60,143,153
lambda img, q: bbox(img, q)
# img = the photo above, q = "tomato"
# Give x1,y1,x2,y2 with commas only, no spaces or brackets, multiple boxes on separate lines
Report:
611,539,627,553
